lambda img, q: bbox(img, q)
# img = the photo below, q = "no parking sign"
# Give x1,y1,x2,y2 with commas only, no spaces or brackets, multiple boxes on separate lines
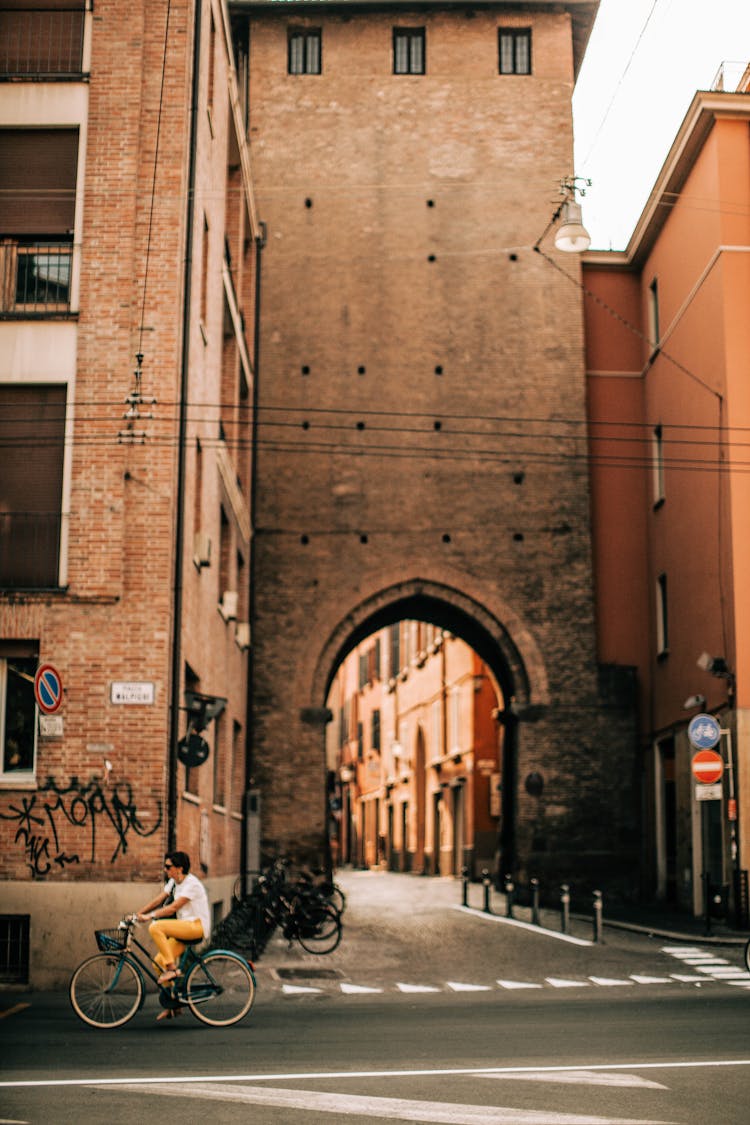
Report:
34,663,63,714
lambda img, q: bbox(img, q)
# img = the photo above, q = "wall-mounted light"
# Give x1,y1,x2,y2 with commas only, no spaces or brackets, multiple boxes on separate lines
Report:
683,693,707,711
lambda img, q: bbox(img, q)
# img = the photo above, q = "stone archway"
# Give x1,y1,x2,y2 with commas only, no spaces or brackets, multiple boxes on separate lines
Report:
305,577,544,878
310,577,546,711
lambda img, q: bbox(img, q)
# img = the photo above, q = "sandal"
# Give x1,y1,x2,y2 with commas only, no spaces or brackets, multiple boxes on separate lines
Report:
156,1006,182,1022
157,968,182,985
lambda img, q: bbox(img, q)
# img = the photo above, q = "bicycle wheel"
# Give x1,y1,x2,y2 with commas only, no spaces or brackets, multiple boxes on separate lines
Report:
296,903,343,954
185,952,256,1027
745,939,750,973
69,953,143,1029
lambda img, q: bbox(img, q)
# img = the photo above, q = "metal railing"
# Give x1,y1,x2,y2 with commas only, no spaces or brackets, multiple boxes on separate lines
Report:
710,60,750,94
0,240,72,313
0,6,85,77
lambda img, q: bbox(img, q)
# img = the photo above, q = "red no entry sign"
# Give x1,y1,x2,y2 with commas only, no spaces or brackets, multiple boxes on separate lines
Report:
34,663,63,714
691,748,723,785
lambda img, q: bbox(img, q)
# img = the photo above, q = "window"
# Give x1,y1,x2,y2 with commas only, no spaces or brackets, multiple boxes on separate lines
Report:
213,711,226,808
0,385,67,588
0,647,38,780
0,128,78,313
499,28,531,74
656,573,668,656
372,709,381,753
0,1,86,78
389,623,400,678
648,277,660,349
288,29,321,75
393,28,425,75
652,424,665,507
0,915,30,984
449,686,461,752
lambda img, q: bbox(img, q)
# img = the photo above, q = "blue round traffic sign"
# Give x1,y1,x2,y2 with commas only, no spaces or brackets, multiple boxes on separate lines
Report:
34,663,63,714
687,712,721,750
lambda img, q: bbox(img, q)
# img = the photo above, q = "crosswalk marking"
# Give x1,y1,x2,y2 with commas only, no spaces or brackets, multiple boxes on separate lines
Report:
497,980,543,990
116,1080,674,1123
588,977,633,987
273,950,750,996
486,1070,668,1089
546,978,591,988
396,982,441,993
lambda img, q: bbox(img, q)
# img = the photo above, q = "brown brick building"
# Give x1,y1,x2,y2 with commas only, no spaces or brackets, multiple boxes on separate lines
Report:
0,0,260,984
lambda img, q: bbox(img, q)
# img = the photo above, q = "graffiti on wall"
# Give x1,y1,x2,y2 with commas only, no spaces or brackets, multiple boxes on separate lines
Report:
0,775,163,876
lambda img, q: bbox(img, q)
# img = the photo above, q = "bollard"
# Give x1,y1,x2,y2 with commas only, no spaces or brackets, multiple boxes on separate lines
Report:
530,877,540,926
560,883,570,934
504,874,514,918
592,889,603,943
482,868,492,913
461,865,469,908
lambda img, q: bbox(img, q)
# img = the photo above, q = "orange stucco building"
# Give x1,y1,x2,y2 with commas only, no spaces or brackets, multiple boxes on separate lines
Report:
584,70,750,920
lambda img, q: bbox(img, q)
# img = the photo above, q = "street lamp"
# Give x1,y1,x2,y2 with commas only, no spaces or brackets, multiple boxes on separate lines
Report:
534,176,593,256
554,198,591,253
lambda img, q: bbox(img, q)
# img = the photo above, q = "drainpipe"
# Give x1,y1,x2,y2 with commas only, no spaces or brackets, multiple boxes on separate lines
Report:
241,220,265,892
167,0,202,852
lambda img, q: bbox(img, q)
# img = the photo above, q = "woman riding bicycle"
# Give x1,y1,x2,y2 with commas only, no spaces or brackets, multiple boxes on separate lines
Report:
136,850,211,1021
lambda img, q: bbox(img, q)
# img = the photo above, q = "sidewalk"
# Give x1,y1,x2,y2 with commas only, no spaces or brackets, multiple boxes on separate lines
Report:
466,878,749,947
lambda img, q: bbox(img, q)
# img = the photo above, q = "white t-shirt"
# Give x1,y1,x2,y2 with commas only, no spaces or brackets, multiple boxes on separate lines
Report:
165,873,211,941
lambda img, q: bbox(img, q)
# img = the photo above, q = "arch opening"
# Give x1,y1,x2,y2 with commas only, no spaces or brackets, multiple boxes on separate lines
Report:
320,583,532,881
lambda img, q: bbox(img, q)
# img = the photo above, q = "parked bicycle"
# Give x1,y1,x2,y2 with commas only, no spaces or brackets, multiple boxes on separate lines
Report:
744,937,750,974
69,915,256,1029
221,859,343,956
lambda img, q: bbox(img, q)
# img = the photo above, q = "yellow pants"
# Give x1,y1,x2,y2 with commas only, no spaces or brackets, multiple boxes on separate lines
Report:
148,918,204,972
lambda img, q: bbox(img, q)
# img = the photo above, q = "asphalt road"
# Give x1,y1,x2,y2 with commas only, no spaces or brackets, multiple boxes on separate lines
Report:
2,871,749,1124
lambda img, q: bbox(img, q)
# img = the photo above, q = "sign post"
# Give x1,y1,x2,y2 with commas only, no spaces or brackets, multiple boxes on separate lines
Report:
688,713,724,934
34,663,63,715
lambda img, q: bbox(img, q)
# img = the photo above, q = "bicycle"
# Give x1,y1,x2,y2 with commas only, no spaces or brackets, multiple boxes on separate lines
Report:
69,916,256,1029
744,937,750,974
253,865,343,954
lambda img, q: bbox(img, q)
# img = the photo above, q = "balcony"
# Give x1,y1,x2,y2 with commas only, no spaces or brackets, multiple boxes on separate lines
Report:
0,511,62,588
0,5,85,78
0,239,72,313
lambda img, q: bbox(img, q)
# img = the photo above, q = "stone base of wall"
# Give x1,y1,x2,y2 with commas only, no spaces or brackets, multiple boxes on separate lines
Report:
1,873,239,990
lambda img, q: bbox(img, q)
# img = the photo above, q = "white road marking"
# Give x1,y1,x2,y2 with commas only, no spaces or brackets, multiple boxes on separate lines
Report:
112,1081,674,1124
588,977,634,987
455,906,593,946
545,977,591,988
340,983,383,994
447,981,493,992
669,974,710,983
630,975,673,984
397,982,442,993
485,1070,667,1089
4,1059,750,1090
496,980,543,990
281,984,322,994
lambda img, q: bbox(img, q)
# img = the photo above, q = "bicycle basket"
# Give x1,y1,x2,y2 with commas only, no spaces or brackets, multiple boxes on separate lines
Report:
95,928,128,952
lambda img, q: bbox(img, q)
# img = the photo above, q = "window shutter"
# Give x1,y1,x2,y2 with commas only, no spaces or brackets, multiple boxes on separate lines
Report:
0,129,79,235
0,385,66,586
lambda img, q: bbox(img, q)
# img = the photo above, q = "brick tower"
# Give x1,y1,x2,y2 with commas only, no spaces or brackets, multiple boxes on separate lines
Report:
239,0,639,891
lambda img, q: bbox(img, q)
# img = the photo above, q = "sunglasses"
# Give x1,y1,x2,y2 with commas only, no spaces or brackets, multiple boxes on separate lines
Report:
164,862,175,870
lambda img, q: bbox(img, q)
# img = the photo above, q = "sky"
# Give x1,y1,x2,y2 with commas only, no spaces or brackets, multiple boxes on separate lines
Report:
572,0,750,250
